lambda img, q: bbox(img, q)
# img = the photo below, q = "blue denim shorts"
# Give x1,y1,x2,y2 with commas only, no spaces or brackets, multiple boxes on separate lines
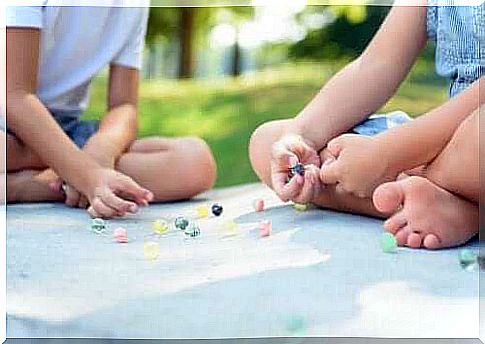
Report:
53,115,99,148
351,111,412,136
3,111,99,148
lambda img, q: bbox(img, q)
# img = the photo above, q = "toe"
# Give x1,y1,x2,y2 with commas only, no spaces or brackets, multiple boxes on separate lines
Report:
384,213,407,234
373,181,405,214
395,228,410,246
423,234,441,250
407,232,423,248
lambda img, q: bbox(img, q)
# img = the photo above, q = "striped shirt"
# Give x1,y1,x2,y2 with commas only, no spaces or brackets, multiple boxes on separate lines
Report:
427,1,485,97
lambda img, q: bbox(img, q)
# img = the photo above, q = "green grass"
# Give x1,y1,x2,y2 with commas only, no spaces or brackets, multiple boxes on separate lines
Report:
85,61,447,188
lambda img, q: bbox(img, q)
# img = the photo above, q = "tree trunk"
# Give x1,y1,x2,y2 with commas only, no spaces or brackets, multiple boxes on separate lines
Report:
146,44,157,80
231,39,241,77
178,8,195,79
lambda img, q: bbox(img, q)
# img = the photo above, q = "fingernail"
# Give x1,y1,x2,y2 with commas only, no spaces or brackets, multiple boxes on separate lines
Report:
323,157,335,166
129,204,138,213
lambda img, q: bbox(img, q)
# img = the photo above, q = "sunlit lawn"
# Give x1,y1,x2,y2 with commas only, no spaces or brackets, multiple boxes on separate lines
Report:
85,61,447,188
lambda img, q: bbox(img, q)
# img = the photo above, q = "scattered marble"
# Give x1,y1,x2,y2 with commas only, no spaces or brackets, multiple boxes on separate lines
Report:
152,219,169,235
90,218,106,234
211,203,223,217
197,205,209,219
143,241,160,261
113,227,128,243
459,249,478,272
174,217,189,230
259,220,272,238
184,221,201,237
381,232,397,253
222,220,239,236
293,203,307,212
253,199,265,212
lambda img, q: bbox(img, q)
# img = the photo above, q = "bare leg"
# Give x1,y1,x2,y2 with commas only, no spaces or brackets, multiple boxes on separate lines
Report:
7,169,64,203
425,109,478,203
4,132,61,203
373,110,479,249
3,132,46,172
6,133,217,204
116,136,217,202
249,120,383,217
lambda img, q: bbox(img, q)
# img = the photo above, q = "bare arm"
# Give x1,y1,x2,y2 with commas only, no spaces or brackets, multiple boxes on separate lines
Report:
375,77,483,173
6,28,99,192
319,78,482,198
82,64,139,167
292,4,429,150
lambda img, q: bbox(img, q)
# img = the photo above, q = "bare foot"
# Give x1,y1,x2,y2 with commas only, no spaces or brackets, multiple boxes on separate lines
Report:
372,176,478,249
7,169,64,203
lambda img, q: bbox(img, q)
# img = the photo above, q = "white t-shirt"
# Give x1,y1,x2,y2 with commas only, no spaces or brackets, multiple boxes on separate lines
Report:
7,2,149,116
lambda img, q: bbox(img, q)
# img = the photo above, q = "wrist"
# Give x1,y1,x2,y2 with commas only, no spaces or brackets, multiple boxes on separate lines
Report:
372,135,398,177
282,120,319,152
83,136,117,168
65,152,102,195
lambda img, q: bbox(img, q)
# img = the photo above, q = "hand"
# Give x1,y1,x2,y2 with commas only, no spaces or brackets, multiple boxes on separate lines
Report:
49,142,118,209
270,134,322,204
52,167,153,218
319,134,397,198
50,178,90,209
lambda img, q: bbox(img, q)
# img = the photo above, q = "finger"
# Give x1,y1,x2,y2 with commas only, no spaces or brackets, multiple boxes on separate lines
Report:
65,187,81,207
90,197,118,219
87,205,102,219
295,172,314,204
289,141,320,167
271,170,290,196
306,164,324,193
102,190,138,215
272,143,298,169
319,160,341,185
270,158,295,193
114,174,153,205
326,137,345,158
78,196,89,209
320,148,336,163
277,174,303,202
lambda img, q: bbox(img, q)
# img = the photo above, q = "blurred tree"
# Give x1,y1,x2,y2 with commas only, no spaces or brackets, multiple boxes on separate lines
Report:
146,7,179,44
220,7,254,77
145,8,179,78
179,8,195,78
146,7,254,79
289,6,390,61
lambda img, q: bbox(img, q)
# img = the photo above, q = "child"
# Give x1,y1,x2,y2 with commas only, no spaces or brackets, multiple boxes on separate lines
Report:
249,2,483,249
5,3,217,218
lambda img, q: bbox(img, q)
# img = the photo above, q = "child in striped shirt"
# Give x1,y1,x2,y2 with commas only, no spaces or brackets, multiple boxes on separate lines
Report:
250,2,483,249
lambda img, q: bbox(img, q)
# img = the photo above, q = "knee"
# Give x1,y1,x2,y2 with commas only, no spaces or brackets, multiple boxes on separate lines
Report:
179,137,217,194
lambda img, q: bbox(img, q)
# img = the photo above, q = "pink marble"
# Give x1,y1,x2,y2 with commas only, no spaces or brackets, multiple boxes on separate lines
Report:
259,220,272,237
253,199,265,212
113,227,128,243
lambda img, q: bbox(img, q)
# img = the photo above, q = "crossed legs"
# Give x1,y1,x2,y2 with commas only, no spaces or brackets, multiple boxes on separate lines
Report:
249,109,479,249
5,133,216,204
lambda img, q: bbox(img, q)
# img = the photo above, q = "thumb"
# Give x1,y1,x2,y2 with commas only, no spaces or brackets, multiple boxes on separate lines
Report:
326,137,344,158
319,158,340,185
